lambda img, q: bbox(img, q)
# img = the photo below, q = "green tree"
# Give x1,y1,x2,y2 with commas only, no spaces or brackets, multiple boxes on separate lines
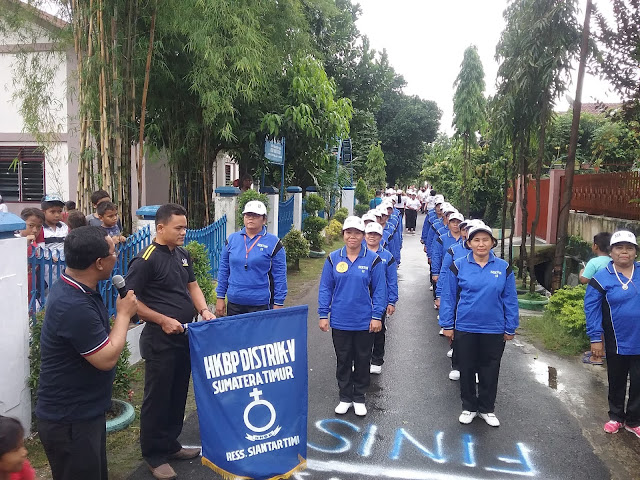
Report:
354,177,370,216
453,45,486,217
365,142,386,191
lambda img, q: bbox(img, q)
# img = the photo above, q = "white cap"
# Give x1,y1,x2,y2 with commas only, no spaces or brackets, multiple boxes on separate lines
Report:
365,222,383,235
460,218,483,230
377,207,389,216
467,224,495,241
372,209,383,217
385,188,395,195
442,203,457,215
342,216,365,232
242,200,267,216
396,189,403,194
362,213,376,223
610,230,638,247
448,212,464,223
434,195,445,204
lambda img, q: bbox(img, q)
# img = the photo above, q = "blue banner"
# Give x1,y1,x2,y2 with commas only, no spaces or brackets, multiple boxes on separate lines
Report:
188,306,308,480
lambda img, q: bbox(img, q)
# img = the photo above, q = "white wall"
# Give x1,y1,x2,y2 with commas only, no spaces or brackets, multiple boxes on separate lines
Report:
0,50,68,135
0,236,31,435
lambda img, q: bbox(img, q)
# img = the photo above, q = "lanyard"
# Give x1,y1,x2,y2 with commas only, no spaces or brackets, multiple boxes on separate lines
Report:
244,234,262,269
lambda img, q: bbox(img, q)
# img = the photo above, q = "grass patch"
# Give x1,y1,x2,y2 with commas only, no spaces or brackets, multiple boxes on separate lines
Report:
285,238,345,304
519,312,590,357
27,361,198,480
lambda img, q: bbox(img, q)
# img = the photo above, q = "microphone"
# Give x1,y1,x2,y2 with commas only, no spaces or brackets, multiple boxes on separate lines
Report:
112,275,141,324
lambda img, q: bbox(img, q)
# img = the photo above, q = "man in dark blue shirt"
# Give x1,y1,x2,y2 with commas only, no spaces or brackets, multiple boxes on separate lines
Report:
37,226,138,480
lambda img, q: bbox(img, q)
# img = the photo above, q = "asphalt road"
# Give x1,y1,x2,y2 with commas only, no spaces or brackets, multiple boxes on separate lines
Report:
128,214,621,480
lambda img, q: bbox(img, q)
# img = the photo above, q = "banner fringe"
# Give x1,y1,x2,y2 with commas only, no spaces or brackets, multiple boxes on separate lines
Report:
264,455,307,480
201,456,252,480
201,455,307,480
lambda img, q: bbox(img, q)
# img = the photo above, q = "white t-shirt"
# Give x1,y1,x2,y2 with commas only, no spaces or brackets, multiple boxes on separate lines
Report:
0,204,7,213
405,198,421,210
426,196,437,210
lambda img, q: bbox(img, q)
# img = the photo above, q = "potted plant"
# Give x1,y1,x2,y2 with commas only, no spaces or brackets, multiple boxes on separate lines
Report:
303,194,328,257
517,291,549,312
282,228,310,270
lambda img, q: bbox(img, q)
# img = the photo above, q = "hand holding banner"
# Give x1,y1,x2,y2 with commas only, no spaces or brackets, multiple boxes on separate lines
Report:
188,305,308,480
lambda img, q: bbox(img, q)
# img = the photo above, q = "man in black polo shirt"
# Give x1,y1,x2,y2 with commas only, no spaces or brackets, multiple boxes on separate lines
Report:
36,226,138,480
126,203,215,480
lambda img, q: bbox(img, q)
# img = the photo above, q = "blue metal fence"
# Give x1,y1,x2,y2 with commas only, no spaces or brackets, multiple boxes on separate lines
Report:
278,197,294,239
28,225,152,321
184,215,227,280
27,215,227,321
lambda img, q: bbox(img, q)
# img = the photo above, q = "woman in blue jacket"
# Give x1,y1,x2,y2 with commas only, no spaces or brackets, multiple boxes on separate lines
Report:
584,230,640,438
318,216,387,417
440,224,519,427
215,200,287,317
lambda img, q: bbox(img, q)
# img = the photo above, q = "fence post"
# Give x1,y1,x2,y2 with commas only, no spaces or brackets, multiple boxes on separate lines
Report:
546,168,566,244
341,186,355,216
266,192,280,238
214,187,241,234
135,205,160,238
287,187,303,231
0,213,31,435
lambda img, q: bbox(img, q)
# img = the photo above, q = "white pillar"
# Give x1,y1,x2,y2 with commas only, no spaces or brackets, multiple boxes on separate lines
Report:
266,193,280,237
0,215,31,435
214,187,240,234
287,187,303,231
342,187,355,216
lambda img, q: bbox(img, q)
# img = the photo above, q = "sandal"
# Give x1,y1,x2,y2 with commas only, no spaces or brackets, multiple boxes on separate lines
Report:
582,351,603,365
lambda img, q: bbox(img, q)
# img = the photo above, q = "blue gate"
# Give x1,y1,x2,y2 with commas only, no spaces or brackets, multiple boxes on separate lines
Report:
278,196,294,239
185,215,227,279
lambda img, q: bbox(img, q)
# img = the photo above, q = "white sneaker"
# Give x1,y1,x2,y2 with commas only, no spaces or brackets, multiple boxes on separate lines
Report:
449,369,460,381
459,410,477,424
476,373,479,383
334,402,352,415
429,285,433,291
439,328,444,336
353,402,367,416
480,412,500,427
370,364,382,374
447,349,453,358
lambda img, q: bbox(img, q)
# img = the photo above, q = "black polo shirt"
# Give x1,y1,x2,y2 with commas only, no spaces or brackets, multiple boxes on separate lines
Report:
125,242,197,350
36,273,114,422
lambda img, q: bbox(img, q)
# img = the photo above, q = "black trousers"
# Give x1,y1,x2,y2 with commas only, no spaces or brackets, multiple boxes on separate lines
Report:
332,329,375,403
371,313,387,366
605,352,640,427
405,209,418,230
456,331,505,413
140,339,192,468
227,302,270,316
38,414,107,480
451,335,459,370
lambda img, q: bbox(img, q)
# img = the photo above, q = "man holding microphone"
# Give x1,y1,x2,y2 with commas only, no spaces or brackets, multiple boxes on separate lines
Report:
36,226,138,480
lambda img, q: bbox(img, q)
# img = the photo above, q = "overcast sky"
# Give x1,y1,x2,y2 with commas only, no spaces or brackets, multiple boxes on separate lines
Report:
355,0,621,135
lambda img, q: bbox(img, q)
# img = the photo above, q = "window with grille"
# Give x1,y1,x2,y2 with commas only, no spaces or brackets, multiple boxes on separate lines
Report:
225,164,231,186
0,146,45,202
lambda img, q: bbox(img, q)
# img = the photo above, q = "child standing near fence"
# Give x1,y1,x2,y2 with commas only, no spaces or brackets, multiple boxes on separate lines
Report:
17,208,44,308
0,416,35,480
97,202,126,244
38,195,68,287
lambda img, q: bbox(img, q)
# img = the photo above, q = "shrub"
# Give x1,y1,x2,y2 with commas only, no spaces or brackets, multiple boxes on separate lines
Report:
282,228,310,270
354,203,370,216
185,241,216,304
237,190,269,229
28,312,45,411
355,177,369,205
566,235,592,260
304,194,325,214
546,284,588,336
303,216,328,251
112,341,134,401
333,207,348,224
325,219,343,244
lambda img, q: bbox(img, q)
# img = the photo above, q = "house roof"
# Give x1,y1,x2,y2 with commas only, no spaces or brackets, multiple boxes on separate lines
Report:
579,102,623,115
1,0,68,32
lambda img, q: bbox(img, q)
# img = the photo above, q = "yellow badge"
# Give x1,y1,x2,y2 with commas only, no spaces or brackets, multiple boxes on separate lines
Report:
336,261,349,273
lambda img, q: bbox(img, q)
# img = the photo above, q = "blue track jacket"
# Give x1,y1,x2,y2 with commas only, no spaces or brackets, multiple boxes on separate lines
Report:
584,261,640,355
382,224,401,264
421,209,436,244
216,226,287,306
436,242,471,298
373,245,399,306
429,224,448,261
318,245,387,331
439,251,519,335
426,218,444,258
431,231,464,279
